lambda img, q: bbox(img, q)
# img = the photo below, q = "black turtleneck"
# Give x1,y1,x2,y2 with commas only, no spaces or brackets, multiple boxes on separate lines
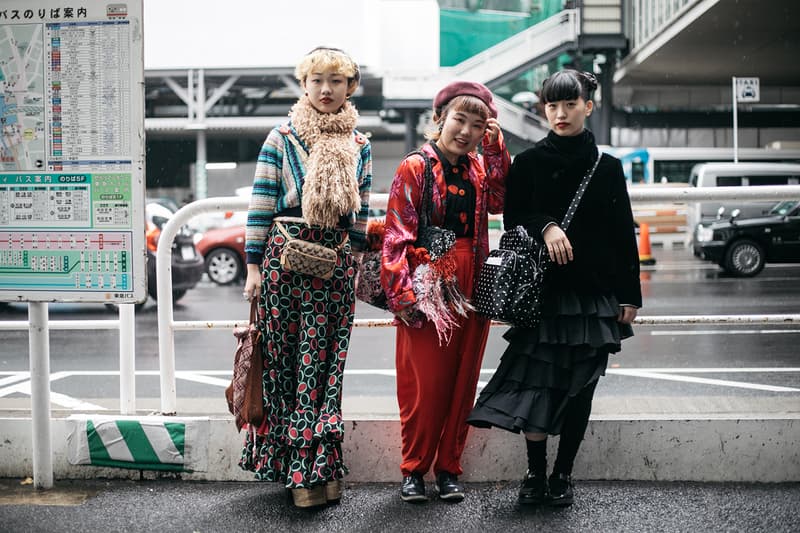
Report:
504,129,642,307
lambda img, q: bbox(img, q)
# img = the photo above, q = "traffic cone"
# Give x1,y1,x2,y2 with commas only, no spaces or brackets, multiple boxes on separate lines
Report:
638,223,656,265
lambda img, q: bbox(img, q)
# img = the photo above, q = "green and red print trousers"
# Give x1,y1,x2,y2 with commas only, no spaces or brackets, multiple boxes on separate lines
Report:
239,220,355,488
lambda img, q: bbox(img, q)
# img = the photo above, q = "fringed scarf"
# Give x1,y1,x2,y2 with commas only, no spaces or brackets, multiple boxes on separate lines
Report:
290,96,361,228
407,244,473,346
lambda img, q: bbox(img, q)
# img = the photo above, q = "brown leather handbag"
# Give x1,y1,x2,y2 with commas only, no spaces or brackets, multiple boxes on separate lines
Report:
225,299,264,431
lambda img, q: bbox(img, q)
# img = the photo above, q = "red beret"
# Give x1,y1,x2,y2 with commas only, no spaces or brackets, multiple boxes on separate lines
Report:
433,80,497,118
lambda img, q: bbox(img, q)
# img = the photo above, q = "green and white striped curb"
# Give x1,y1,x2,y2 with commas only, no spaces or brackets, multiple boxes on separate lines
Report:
67,415,209,472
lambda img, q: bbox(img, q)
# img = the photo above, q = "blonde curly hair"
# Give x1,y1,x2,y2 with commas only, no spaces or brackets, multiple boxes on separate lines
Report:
295,47,361,96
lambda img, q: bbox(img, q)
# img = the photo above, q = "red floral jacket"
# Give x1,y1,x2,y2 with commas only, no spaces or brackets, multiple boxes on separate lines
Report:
380,135,510,313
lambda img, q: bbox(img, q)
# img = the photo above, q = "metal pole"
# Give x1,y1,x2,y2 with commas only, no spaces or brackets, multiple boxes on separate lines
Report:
157,243,177,415
404,109,417,154
196,69,208,200
28,302,53,489
596,54,614,145
119,303,136,415
732,77,739,163
196,129,207,200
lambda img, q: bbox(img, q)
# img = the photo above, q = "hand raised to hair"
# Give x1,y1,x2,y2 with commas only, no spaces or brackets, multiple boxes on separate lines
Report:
483,118,501,145
542,224,573,265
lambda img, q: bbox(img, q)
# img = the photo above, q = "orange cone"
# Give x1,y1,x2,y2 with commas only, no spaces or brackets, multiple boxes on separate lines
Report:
638,223,656,265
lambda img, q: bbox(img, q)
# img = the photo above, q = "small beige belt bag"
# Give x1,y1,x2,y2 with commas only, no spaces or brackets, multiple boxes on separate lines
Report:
274,220,348,280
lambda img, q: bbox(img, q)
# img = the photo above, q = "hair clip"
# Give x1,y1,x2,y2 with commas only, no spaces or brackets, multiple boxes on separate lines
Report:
580,71,598,89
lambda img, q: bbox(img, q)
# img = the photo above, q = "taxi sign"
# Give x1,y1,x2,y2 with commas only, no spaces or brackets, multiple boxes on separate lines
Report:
735,77,760,103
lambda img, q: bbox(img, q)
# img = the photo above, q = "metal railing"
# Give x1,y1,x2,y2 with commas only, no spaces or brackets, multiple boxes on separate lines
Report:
625,0,697,52
153,185,800,413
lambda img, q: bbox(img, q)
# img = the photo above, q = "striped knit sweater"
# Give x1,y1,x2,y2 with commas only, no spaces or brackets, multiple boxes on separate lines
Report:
244,123,372,265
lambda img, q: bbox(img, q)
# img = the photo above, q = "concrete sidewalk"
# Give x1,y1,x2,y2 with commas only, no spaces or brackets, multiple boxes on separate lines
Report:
1,477,798,533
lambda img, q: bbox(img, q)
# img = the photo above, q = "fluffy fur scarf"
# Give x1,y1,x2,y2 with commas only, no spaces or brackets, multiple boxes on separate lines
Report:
290,96,361,228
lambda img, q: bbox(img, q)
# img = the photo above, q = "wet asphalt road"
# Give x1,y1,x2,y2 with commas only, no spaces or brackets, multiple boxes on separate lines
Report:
0,248,799,414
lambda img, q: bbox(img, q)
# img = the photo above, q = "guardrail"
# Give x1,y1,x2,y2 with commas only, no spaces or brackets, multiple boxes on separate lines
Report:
153,186,800,413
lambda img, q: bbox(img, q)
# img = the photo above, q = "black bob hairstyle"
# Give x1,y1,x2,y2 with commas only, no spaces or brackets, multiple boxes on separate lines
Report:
540,70,598,104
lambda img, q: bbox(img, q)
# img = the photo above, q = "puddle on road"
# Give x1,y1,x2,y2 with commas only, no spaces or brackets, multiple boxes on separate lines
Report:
0,479,98,506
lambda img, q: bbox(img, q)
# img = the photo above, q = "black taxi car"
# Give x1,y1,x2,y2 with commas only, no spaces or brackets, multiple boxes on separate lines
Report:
693,200,800,276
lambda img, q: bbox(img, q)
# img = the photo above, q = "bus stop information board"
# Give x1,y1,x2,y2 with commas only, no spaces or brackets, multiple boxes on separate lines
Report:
0,1,145,303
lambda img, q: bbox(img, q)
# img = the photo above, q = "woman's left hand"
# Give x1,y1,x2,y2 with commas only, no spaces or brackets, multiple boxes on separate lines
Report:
618,305,638,324
483,118,501,145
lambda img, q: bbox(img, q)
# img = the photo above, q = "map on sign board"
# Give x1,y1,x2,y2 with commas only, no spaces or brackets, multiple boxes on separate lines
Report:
0,24,47,172
0,1,145,304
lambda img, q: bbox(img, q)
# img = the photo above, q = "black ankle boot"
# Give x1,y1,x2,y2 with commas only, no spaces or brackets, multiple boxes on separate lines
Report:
518,470,548,505
547,472,574,506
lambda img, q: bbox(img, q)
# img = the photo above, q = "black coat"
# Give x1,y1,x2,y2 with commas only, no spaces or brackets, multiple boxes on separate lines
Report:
505,130,642,307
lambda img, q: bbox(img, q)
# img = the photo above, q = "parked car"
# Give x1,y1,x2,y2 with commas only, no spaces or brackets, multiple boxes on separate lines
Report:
693,200,800,277
687,162,800,240
110,202,204,309
195,224,246,285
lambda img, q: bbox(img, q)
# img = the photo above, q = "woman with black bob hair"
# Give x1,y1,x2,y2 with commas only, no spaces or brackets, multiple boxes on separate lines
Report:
467,69,641,507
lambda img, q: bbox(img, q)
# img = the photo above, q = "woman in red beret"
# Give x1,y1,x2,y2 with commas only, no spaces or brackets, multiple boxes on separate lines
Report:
380,80,510,503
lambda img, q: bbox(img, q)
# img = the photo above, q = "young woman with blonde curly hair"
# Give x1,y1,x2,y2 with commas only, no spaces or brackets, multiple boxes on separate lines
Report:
240,46,372,508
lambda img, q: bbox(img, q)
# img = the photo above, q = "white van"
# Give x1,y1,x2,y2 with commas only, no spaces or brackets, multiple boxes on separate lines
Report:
687,162,800,234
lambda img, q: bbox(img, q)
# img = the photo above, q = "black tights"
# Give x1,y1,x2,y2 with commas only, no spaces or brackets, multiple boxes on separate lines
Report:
526,380,599,476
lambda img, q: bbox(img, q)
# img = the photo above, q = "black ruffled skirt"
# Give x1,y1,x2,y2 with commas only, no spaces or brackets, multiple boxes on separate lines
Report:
466,289,633,435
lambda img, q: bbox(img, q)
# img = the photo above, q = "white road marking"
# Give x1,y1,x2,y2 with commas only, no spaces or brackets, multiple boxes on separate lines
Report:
607,369,799,392
175,371,231,387
345,369,397,376
0,373,30,387
0,379,107,409
0,366,797,409
651,329,800,335
605,367,800,373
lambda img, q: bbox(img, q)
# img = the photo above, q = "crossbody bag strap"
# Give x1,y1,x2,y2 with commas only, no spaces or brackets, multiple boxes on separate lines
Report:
405,148,437,232
273,220,349,251
560,149,603,230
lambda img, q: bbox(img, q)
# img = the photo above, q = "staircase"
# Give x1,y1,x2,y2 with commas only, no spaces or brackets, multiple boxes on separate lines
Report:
382,9,581,142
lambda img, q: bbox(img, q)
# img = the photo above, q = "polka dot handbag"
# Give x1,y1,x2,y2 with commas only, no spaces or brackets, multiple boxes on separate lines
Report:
473,226,550,328
474,151,602,328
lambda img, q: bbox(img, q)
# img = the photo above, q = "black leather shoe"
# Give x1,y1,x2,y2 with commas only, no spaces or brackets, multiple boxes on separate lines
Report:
435,472,465,502
548,472,574,506
400,473,428,503
518,470,548,505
